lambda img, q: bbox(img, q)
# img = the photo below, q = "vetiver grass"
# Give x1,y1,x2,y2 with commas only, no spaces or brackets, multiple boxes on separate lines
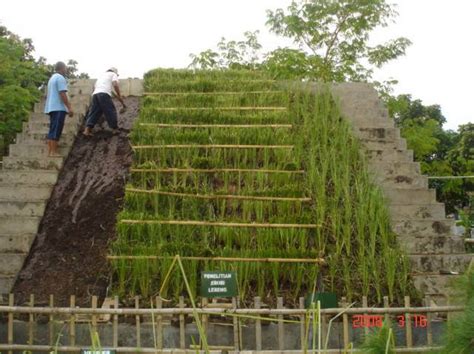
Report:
109,69,418,306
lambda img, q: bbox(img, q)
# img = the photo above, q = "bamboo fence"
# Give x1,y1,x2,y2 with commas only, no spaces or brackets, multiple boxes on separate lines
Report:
0,293,464,353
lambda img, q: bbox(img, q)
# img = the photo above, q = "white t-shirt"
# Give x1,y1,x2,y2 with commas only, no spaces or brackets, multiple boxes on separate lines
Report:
93,71,119,96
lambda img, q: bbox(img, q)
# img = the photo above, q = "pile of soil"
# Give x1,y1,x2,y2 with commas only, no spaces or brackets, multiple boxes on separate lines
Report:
13,97,139,306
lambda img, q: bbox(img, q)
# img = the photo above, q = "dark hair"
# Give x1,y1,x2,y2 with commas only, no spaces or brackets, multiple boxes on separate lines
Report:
55,61,66,72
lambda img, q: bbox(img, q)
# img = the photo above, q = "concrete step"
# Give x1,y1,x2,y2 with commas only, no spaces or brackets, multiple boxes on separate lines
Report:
366,149,413,162
17,132,75,146
0,276,16,295
34,100,89,114
412,274,461,299
363,139,407,152
0,200,47,216
0,253,27,276
0,234,35,253
375,174,428,190
385,189,437,205
27,121,79,133
29,112,84,125
9,143,71,158
0,170,58,186
370,161,421,178
390,203,446,220
0,184,53,201
393,219,454,237
398,235,466,254
356,127,400,142
2,156,64,171
0,216,42,234
409,254,473,273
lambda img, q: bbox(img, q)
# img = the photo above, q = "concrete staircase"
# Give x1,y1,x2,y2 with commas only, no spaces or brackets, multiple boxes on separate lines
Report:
333,83,473,303
0,82,94,294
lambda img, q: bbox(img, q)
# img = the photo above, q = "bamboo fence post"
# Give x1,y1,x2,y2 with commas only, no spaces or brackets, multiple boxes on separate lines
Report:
404,296,413,348
91,296,98,336
201,297,209,348
425,295,433,346
362,296,369,336
179,296,185,349
255,297,262,351
135,296,141,348
7,293,13,354
69,295,76,347
49,295,54,346
28,294,34,347
277,297,284,350
113,296,119,348
156,296,163,350
383,296,391,327
232,297,239,351
299,297,305,350
342,297,349,348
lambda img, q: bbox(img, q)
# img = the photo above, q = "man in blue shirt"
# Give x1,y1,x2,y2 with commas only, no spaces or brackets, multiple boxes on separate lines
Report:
44,61,73,157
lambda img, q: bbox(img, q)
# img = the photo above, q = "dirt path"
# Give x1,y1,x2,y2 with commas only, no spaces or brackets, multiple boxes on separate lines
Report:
13,97,139,306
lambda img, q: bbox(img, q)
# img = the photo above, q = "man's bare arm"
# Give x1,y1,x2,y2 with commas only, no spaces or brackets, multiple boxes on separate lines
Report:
113,82,126,108
59,91,74,117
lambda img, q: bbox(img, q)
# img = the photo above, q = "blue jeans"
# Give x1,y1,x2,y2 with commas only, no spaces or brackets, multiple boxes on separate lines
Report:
48,111,67,141
85,93,118,129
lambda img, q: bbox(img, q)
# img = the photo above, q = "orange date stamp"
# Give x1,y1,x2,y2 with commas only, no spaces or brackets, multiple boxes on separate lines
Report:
352,314,427,328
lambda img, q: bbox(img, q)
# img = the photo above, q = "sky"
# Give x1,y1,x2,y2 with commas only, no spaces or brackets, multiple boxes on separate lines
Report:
1,0,473,130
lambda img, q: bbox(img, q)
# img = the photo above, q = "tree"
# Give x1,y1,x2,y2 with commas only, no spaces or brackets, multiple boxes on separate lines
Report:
189,31,262,70
388,94,472,214
266,0,412,81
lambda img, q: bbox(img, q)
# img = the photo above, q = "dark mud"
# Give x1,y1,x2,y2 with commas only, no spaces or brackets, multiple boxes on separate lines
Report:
13,97,139,306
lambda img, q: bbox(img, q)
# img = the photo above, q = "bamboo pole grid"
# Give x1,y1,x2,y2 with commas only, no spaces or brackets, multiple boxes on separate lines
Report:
0,293,464,353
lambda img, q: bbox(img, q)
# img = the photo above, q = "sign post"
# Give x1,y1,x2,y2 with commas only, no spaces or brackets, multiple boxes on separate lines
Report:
200,271,237,298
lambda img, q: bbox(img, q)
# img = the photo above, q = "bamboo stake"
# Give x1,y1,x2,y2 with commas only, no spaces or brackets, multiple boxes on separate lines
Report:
69,295,76,347
8,293,13,354
131,167,305,174
383,296,391,327
146,106,287,111
91,296,98,336
255,297,262,351
232,297,239,351
342,297,349,347
113,296,119,348
156,296,163,350
126,187,311,202
107,255,325,264
119,219,321,229
277,297,284,350
49,295,54,346
299,297,305,350
201,298,208,349
405,296,413,348
139,123,293,129
144,90,282,96
135,296,141,348
132,144,294,150
179,297,186,349
28,294,34,347
425,295,433,346
362,296,369,337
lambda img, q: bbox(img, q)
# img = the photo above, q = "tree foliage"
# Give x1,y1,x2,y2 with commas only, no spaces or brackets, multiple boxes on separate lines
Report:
0,25,88,156
190,0,411,82
189,31,262,70
388,94,473,214
266,0,411,81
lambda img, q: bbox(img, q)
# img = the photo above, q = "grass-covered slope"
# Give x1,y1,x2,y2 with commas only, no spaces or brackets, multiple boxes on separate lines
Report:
110,69,417,305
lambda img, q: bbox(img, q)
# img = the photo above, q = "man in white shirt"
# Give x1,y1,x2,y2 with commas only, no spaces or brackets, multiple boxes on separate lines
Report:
83,67,126,136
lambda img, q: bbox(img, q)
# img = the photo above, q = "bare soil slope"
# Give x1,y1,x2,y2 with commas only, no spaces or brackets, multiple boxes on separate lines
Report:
13,97,138,306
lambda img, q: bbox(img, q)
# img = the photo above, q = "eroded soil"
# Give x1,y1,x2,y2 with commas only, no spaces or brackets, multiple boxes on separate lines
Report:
13,97,139,306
